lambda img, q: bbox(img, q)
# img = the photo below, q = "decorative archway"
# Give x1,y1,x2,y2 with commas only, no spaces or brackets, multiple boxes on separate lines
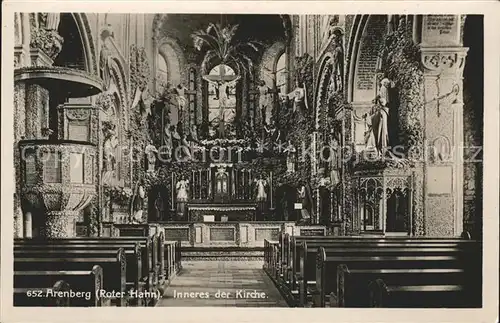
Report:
259,41,286,89
71,13,98,75
347,15,387,104
157,38,186,87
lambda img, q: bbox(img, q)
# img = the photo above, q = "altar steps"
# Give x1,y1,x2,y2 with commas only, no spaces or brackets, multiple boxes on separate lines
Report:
180,246,264,261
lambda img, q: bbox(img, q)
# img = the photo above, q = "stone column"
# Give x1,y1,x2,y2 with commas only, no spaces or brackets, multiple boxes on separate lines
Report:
420,15,468,237
44,211,78,238
23,211,32,238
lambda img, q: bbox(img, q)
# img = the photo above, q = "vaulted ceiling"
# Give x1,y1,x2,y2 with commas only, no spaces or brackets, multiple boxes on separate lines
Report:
155,14,288,53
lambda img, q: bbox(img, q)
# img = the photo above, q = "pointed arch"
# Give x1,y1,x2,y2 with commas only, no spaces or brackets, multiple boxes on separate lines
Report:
71,13,98,76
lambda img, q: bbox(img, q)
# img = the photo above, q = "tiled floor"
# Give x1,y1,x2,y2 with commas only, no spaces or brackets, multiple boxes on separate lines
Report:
156,261,288,307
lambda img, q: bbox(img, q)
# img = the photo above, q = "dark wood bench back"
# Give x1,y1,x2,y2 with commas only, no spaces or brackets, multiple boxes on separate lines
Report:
14,265,103,306
14,248,127,306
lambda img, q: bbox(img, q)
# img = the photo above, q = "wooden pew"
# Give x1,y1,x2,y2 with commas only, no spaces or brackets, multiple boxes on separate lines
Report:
285,236,474,290
14,265,103,306
15,236,157,292
314,240,479,308
287,238,476,307
14,243,148,306
338,267,467,307
368,277,473,308
14,279,73,307
14,248,127,306
164,240,182,280
263,239,279,278
288,238,474,302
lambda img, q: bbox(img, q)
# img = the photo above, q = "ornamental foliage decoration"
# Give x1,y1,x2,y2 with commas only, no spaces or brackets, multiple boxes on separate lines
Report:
378,20,424,155
191,23,263,76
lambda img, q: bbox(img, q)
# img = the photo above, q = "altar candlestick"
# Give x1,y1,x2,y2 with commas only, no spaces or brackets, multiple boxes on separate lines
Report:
208,168,212,198
316,188,320,224
270,171,273,209
192,170,195,199
171,174,175,210
248,169,252,199
231,167,236,200
198,169,202,199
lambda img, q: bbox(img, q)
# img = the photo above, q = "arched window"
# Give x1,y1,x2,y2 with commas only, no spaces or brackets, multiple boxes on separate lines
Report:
276,53,287,95
156,53,168,89
206,64,237,137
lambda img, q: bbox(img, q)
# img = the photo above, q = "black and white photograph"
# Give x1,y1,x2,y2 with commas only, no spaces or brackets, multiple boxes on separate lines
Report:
1,2,499,323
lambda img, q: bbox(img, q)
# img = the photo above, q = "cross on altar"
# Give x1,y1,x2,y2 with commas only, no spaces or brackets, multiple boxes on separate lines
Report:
202,65,240,138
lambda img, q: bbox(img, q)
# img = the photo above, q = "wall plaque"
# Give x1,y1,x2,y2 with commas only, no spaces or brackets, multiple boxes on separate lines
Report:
354,15,387,102
210,227,235,241
300,228,326,236
422,15,460,46
427,165,453,194
255,228,279,241
165,228,190,241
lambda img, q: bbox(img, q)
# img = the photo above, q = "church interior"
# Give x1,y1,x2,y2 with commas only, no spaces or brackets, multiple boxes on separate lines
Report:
12,13,484,307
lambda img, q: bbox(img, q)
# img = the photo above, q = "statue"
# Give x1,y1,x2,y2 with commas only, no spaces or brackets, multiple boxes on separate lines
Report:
102,124,118,185
264,123,281,149
131,185,145,223
179,134,192,160
254,176,268,220
329,31,344,93
330,136,340,186
363,96,389,156
284,141,296,173
99,44,112,91
202,74,241,136
257,80,272,125
174,83,189,132
318,168,331,225
163,123,173,158
379,77,395,103
297,183,314,225
145,140,157,172
255,177,268,202
188,124,199,144
176,177,189,221
282,79,308,114
154,192,164,221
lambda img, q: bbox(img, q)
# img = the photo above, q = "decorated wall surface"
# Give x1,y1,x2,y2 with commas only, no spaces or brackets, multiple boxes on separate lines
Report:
14,14,482,238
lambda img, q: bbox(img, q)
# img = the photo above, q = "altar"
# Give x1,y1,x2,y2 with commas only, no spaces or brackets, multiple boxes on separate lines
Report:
186,203,257,222
113,222,327,247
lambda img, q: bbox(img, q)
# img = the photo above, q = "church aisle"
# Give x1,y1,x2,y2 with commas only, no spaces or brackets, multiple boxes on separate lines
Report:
156,261,288,307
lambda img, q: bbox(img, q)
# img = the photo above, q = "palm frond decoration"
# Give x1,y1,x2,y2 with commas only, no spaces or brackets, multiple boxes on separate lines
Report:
191,23,263,76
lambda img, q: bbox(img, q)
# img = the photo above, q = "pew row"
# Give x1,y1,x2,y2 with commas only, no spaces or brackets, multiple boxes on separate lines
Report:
14,243,151,306
14,236,182,306
14,265,103,306
316,242,480,308
14,248,127,306
264,234,479,308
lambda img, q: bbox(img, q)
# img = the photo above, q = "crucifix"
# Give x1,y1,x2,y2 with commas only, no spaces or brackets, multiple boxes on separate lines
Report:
202,65,241,138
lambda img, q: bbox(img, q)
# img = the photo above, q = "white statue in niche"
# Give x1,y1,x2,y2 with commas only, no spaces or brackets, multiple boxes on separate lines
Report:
131,185,145,223
176,177,190,220
257,80,272,125
255,177,268,202
363,96,389,156
378,77,395,105
145,140,158,172
283,141,296,173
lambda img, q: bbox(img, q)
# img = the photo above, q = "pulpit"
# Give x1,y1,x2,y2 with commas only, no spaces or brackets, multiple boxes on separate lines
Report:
352,167,414,236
